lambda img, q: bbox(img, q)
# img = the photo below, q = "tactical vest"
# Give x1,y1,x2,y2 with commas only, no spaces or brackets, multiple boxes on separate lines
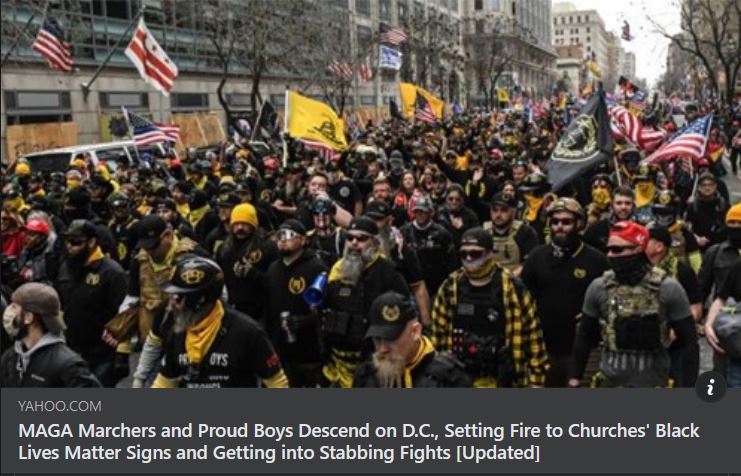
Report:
667,222,688,264
484,220,522,271
708,242,741,297
452,276,506,377
602,267,671,353
136,237,197,339
323,280,368,352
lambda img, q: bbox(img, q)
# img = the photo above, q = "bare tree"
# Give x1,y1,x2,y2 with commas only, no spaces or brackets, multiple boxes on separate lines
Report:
648,0,740,126
463,15,516,109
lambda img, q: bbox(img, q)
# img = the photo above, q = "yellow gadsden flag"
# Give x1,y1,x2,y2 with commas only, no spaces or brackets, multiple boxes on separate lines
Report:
285,91,347,151
497,88,510,104
399,83,444,120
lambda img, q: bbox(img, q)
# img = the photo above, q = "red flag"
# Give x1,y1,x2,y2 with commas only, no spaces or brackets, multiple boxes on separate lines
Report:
125,19,178,96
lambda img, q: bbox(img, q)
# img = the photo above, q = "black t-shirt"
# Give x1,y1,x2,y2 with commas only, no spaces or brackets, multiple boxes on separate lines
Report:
719,260,741,301
583,218,610,254
675,260,702,305
159,307,282,388
521,242,610,355
330,179,362,215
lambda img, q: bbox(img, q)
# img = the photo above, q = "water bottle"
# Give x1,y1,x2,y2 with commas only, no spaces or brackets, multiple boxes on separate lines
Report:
280,311,297,344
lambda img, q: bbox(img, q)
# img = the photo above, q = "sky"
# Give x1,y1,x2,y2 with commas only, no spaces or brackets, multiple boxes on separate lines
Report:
557,0,683,88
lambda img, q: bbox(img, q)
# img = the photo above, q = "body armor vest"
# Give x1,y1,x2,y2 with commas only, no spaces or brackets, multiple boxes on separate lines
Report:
484,220,522,271
452,276,506,377
136,237,197,339
602,267,670,353
324,281,368,351
667,222,688,264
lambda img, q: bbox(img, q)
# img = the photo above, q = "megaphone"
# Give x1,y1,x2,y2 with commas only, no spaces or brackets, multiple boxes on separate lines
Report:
303,272,328,308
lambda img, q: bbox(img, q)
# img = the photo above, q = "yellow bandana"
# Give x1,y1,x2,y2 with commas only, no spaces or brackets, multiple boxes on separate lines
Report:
188,205,209,228
591,187,611,208
524,194,545,222
635,182,656,208
85,246,105,265
186,300,224,364
176,202,191,217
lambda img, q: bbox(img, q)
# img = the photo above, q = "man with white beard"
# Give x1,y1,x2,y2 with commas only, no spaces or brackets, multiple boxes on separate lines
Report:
352,291,470,388
321,217,410,388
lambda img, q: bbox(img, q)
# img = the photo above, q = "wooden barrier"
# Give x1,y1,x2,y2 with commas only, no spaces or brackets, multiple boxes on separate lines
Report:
6,122,78,163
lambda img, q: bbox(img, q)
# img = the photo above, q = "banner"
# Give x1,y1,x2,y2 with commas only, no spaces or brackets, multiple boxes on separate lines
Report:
379,45,402,70
545,91,613,191
497,88,510,104
399,83,444,120
171,113,225,152
286,91,347,151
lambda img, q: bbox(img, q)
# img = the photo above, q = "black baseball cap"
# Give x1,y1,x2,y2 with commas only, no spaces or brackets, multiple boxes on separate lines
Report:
64,219,97,239
365,291,417,341
349,216,379,236
460,227,493,251
137,215,168,250
648,224,672,247
365,200,392,219
278,218,307,236
490,192,516,209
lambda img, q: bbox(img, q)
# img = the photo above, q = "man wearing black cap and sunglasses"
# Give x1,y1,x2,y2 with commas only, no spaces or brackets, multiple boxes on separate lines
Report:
321,216,410,388
353,291,470,388
483,192,539,276
431,227,548,388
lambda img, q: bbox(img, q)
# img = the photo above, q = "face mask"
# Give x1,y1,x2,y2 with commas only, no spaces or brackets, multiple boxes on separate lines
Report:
551,233,579,256
523,194,545,222
591,188,611,207
66,178,81,190
654,211,676,228
4,197,22,212
727,228,741,246
609,253,649,285
3,304,23,338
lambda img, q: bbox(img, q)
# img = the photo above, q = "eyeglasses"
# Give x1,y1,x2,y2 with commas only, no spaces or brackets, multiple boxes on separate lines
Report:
66,238,86,247
346,233,371,243
460,249,486,260
277,229,300,241
551,218,576,226
606,245,639,254
447,196,462,202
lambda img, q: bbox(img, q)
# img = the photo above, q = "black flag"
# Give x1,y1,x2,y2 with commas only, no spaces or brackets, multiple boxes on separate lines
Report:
389,98,403,120
545,90,613,191
251,100,278,140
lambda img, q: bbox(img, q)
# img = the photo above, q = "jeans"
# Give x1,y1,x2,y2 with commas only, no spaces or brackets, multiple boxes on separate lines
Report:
727,358,741,388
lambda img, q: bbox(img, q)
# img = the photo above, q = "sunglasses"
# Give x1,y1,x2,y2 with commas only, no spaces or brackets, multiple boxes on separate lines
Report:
606,245,639,254
460,249,486,261
346,233,371,243
277,229,300,241
551,218,576,226
447,196,462,202
66,238,87,247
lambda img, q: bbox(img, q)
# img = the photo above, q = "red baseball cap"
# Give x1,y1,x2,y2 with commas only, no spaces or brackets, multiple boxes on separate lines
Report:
610,221,649,250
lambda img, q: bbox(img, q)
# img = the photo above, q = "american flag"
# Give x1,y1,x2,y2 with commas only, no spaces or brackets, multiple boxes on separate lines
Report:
379,23,408,46
358,56,372,82
125,109,180,146
415,93,436,124
32,18,73,72
328,60,354,81
608,103,666,151
125,18,178,96
643,115,711,166
301,139,342,161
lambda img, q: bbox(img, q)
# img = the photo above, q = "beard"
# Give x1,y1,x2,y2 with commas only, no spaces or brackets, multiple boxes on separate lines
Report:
372,352,406,388
339,243,376,285
377,230,393,257
171,303,211,334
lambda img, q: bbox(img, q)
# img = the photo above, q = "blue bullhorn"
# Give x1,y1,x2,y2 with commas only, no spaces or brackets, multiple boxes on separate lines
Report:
303,272,328,307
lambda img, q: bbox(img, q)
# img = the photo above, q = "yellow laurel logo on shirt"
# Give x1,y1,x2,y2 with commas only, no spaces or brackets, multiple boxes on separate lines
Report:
573,268,587,279
85,273,100,286
248,249,263,264
659,193,671,205
288,277,306,295
381,305,400,322
181,268,205,285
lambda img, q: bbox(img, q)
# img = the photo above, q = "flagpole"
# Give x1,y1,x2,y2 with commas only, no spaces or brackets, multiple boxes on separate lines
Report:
1,11,40,67
282,90,290,169
81,7,146,101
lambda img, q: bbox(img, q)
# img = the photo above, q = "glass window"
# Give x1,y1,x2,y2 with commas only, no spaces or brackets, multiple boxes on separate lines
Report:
360,96,375,105
16,92,61,108
99,92,149,110
355,0,370,17
4,91,73,125
171,93,209,111
474,0,483,10
227,94,252,108
357,25,373,52
379,0,391,21
270,94,286,107
398,1,408,21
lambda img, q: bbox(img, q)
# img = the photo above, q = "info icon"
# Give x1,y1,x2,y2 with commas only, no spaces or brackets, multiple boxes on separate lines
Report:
695,371,726,403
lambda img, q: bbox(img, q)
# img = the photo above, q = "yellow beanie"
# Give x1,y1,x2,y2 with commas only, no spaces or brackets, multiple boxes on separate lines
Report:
230,203,258,228
72,159,86,170
726,203,741,223
14,162,31,176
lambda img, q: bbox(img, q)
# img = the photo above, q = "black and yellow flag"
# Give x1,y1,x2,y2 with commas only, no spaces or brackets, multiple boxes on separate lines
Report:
545,90,613,191
285,91,347,151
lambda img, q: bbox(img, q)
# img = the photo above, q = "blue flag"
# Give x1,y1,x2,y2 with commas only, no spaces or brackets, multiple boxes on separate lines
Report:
379,45,402,71
452,101,464,115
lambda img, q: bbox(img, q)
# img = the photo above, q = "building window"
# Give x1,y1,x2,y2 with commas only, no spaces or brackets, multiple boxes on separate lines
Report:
270,94,286,107
379,0,391,21
171,93,210,112
587,27,590,33
587,46,591,52
585,15,589,21
587,36,590,43
360,96,375,105
398,1,408,21
99,92,149,111
357,25,373,52
4,90,72,125
227,94,252,109
577,15,581,22
475,19,485,34
474,0,483,10
355,0,370,17
569,16,572,23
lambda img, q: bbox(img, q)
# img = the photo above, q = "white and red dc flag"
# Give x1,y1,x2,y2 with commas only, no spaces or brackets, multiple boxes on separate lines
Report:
125,18,178,96
32,17,73,72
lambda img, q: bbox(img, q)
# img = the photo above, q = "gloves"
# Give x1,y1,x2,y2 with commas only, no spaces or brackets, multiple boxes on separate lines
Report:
283,313,317,332
233,257,253,278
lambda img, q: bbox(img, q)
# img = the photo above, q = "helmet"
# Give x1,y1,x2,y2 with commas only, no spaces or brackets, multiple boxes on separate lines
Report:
161,257,224,310
633,163,656,182
590,173,613,189
652,190,679,227
311,196,336,215
519,172,551,195
547,197,586,223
